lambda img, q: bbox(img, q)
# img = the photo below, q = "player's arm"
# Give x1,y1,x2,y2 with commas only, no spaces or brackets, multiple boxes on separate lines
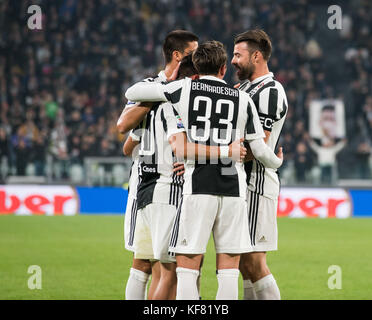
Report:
169,133,247,162
123,130,141,156
247,138,283,169
117,102,153,134
244,130,271,162
125,79,184,103
245,97,283,169
162,103,247,162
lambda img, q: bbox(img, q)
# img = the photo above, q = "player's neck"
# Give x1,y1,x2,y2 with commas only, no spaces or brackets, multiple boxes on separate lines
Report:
199,73,223,80
250,64,270,82
164,61,178,79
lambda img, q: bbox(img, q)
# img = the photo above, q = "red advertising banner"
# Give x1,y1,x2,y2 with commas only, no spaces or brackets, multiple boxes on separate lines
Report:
278,188,351,218
0,185,79,216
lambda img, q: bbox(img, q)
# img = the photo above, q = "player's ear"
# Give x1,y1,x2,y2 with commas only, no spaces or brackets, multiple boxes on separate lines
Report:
219,64,227,78
254,50,261,63
173,50,182,63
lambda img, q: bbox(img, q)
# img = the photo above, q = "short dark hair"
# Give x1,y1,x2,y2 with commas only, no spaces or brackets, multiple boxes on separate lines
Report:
234,29,272,61
177,54,198,79
192,40,227,75
322,105,335,112
163,30,199,64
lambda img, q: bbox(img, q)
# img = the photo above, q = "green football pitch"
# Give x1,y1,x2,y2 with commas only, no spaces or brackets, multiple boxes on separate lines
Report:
1,215,372,300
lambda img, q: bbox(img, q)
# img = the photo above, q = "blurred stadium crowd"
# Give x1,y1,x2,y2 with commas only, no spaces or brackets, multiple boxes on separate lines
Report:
0,0,371,184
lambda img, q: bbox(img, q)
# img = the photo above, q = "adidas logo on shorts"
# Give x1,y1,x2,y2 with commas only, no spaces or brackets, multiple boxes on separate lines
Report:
181,239,187,246
258,236,267,242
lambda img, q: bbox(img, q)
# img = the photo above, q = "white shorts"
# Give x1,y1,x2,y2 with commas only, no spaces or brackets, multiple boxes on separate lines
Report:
133,203,177,263
124,194,137,252
169,194,252,255
246,190,278,252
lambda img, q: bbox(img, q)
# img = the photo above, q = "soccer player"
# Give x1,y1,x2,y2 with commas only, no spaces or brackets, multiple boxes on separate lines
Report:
118,30,199,300
131,55,246,300
125,40,283,300
231,29,288,300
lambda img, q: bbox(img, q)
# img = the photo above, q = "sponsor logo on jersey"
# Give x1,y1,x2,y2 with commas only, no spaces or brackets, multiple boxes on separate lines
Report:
142,166,156,173
176,115,184,129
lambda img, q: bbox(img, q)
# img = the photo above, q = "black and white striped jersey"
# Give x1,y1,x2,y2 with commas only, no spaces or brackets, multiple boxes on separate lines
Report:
125,71,167,200
143,75,265,198
239,72,288,199
136,101,185,210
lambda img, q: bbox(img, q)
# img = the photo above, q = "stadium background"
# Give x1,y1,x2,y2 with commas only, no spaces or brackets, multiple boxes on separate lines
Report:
1,0,372,300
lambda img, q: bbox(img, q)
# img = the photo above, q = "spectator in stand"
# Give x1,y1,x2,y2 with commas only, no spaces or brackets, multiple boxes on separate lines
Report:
355,139,372,179
0,0,370,183
294,142,313,183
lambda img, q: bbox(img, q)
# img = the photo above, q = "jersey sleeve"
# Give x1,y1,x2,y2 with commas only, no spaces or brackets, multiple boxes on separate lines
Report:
254,86,288,132
161,103,186,140
129,128,141,142
129,119,145,141
245,98,266,141
125,79,184,103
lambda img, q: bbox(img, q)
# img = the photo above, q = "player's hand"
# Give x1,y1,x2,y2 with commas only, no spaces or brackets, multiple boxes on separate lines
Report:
229,138,247,162
173,162,185,176
234,83,241,89
277,147,283,163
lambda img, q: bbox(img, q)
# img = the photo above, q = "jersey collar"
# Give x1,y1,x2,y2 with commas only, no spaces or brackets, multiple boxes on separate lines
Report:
250,72,274,85
158,70,167,82
199,75,226,83
240,72,274,88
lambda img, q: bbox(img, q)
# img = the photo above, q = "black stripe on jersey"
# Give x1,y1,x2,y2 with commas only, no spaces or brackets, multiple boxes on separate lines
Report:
268,88,278,118
188,79,240,197
250,81,275,110
244,159,253,185
128,198,138,246
137,106,160,210
280,101,288,119
161,108,167,133
246,103,256,134
165,88,182,104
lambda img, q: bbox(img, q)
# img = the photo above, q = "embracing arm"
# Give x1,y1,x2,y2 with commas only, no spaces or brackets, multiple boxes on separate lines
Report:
117,102,153,135
125,82,168,102
169,133,247,162
123,135,140,157
247,138,283,169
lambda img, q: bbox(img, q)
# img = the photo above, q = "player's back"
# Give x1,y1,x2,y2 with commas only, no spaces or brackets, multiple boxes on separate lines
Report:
170,76,261,198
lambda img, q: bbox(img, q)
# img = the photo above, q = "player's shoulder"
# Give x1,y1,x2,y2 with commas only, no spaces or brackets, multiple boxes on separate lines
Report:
158,101,173,112
239,89,254,104
142,74,161,83
260,78,286,96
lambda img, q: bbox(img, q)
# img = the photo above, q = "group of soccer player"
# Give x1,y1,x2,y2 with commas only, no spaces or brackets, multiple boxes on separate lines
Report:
117,28,288,300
